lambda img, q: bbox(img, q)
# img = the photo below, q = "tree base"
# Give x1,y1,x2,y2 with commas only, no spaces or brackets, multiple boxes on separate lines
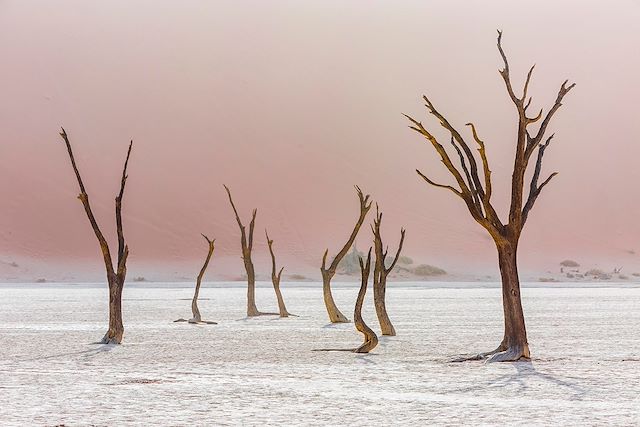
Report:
451,343,530,363
173,318,218,325
99,333,123,345
247,311,280,317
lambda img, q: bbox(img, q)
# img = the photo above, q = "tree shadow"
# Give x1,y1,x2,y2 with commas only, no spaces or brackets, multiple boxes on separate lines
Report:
23,343,116,362
451,361,586,400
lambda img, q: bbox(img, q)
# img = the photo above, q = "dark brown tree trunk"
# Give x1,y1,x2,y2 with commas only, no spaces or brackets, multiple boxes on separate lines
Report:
102,275,124,344
59,129,133,345
406,32,574,361
492,241,530,361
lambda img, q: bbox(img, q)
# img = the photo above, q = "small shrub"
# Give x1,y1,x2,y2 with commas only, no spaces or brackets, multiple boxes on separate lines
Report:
585,268,604,277
413,264,447,276
133,276,146,282
398,256,413,265
289,274,307,281
35,278,46,283
560,259,580,268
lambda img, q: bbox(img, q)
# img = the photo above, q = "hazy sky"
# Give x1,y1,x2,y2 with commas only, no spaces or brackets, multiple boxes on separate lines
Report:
1,1,639,280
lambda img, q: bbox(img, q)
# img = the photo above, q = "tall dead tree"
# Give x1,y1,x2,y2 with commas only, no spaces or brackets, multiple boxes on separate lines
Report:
405,31,574,362
321,186,372,323
224,185,276,317
354,249,378,353
174,234,217,324
59,128,132,344
371,206,406,336
265,230,295,317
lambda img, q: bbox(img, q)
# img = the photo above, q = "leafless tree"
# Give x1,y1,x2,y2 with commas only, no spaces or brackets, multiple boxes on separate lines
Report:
321,186,372,323
265,230,295,317
354,248,378,353
174,234,217,324
312,248,378,353
224,185,277,317
404,31,575,362
59,128,132,344
371,206,406,336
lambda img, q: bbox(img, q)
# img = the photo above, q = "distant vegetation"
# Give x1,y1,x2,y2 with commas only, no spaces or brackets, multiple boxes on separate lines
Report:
413,264,447,277
560,260,580,268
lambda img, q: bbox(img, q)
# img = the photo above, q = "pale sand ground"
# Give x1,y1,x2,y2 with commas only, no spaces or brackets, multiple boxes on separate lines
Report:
1,282,639,426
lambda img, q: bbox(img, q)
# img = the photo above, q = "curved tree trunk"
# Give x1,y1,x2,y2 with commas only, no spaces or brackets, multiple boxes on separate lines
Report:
322,270,349,323
354,249,378,353
266,230,294,317
321,186,372,323
175,235,217,324
101,275,124,344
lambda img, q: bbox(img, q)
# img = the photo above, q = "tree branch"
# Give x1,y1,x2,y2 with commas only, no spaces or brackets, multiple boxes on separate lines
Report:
59,128,115,277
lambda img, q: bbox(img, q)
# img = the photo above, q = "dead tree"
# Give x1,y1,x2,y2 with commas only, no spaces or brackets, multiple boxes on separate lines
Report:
321,186,372,323
354,248,379,353
224,185,277,317
312,248,378,353
404,31,575,362
265,230,295,317
174,234,217,325
59,128,132,344
371,206,406,336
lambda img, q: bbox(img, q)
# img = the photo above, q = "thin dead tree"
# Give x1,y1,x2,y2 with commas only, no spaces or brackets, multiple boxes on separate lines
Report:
59,128,132,344
265,230,295,317
404,31,575,362
224,185,277,317
312,248,378,353
354,248,379,353
321,186,372,323
371,205,406,336
174,234,217,324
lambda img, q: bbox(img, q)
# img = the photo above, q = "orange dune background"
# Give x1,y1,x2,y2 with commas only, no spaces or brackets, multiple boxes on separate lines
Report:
1,0,639,281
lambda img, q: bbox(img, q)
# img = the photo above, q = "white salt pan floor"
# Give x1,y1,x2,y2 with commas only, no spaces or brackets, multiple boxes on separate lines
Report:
1,282,639,426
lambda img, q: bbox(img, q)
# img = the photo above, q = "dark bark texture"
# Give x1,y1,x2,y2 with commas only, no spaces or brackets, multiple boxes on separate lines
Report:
59,128,132,344
405,31,574,362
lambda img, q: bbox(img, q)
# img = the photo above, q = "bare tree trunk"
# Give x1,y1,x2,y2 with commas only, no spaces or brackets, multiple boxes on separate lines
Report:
321,270,349,323
312,249,378,353
175,234,217,324
266,230,294,317
224,185,277,317
354,249,378,353
405,32,574,362
102,275,124,344
321,186,372,323
59,128,132,345
373,274,395,336
371,206,405,336
492,241,530,361
244,250,259,316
